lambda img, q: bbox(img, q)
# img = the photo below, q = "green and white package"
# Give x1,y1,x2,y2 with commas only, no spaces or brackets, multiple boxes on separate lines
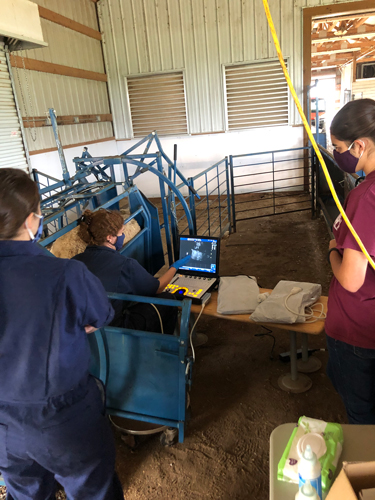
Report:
277,416,343,492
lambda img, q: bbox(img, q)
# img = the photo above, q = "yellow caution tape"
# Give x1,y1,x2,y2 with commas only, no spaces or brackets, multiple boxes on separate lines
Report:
262,0,375,271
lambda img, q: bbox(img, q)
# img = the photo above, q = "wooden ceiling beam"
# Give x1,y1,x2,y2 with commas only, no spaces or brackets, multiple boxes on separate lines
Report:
315,47,375,69
312,55,354,62
312,64,340,70
311,68,339,76
312,47,362,56
352,17,370,28
312,30,375,43
357,47,375,60
312,40,375,55
313,13,374,24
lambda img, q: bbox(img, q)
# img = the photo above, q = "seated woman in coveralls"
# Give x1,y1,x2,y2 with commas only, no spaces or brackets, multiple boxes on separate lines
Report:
0,169,124,500
73,209,190,335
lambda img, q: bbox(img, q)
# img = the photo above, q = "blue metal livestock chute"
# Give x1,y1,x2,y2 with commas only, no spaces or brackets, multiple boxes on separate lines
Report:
30,109,231,448
31,112,200,445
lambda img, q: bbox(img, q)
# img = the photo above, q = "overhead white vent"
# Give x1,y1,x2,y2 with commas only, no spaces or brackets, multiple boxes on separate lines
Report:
0,0,47,51
126,72,188,138
225,60,289,130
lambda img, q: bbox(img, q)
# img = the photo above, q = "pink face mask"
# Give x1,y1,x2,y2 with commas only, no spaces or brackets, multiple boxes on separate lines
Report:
333,141,364,174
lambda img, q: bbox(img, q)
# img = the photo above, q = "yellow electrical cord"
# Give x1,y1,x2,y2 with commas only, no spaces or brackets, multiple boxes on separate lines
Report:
262,0,375,271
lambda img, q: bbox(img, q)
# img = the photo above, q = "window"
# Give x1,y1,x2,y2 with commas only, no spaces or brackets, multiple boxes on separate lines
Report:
224,60,289,130
126,72,188,138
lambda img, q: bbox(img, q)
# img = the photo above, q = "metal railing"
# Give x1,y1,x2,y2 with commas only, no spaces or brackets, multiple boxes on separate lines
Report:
33,166,119,237
168,158,231,259
312,145,363,236
229,147,312,231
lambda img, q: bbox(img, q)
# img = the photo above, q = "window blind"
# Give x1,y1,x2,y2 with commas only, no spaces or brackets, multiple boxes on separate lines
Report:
225,60,289,130
127,72,188,138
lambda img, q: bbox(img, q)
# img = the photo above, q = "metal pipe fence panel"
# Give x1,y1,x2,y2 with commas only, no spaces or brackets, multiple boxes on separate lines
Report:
170,158,231,247
229,147,312,230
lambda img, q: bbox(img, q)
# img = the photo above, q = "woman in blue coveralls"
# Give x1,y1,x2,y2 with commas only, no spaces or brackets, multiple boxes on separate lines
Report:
0,169,124,500
73,209,190,334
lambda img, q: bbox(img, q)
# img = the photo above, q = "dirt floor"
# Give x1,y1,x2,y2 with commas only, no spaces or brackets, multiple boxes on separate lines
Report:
0,210,348,500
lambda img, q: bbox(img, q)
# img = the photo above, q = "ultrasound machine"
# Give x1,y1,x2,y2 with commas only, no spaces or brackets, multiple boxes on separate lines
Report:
165,235,220,303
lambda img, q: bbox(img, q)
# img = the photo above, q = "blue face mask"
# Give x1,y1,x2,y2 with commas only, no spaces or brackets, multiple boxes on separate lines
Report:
115,233,125,251
26,214,44,243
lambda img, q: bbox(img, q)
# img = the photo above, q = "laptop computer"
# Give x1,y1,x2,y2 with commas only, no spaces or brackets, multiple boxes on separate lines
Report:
165,235,220,303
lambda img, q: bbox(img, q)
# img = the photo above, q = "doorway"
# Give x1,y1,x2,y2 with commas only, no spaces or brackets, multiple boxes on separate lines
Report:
303,1,375,151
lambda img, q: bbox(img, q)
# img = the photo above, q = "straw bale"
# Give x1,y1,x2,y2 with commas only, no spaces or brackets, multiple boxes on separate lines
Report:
50,215,141,259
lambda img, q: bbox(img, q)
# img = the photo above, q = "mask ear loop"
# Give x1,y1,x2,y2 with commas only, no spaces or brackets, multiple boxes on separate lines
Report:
350,139,366,160
25,213,43,241
358,140,365,160
25,220,35,241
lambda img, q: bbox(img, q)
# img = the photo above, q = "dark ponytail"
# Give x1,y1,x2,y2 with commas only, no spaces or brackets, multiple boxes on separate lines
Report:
330,98,375,144
78,209,123,246
0,168,40,240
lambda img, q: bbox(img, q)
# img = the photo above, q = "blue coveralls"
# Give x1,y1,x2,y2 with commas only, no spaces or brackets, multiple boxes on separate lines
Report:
73,246,177,334
0,241,123,500
73,245,159,324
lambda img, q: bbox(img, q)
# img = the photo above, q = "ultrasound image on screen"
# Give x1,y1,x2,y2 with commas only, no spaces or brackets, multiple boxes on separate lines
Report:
179,237,218,273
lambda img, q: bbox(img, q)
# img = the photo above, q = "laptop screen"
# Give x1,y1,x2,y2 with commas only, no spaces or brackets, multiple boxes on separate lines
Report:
178,236,219,274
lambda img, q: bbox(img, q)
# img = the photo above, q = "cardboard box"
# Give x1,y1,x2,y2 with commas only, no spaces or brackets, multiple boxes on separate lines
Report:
326,462,375,500
360,487,375,500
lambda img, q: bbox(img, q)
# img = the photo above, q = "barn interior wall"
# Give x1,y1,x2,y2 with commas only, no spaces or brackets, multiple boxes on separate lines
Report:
10,0,116,179
96,0,366,197
99,0,367,138
30,139,117,180
341,62,353,103
13,0,368,195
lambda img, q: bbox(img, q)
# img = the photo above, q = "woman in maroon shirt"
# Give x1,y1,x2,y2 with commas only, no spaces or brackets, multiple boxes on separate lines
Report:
326,98,375,424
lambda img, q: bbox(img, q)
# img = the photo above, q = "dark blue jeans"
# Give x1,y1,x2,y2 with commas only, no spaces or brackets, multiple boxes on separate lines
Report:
326,335,375,424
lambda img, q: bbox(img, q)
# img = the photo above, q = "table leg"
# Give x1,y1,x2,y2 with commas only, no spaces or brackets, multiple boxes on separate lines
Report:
290,330,298,381
278,331,312,393
297,332,322,373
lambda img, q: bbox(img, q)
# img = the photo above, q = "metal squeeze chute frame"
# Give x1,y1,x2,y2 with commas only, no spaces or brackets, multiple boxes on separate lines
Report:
78,131,199,264
33,112,197,443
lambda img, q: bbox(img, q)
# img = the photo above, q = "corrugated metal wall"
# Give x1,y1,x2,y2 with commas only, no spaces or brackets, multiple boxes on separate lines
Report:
99,0,367,140
352,78,375,100
11,0,113,153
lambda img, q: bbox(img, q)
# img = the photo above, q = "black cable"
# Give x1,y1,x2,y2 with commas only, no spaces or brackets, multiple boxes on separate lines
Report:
255,326,276,360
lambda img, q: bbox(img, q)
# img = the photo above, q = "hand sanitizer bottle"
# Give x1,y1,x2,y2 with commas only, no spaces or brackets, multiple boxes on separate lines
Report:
298,445,322,500
295,479,319,500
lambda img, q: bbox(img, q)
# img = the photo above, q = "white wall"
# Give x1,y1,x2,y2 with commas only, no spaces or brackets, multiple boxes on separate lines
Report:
340,62,353,105
116,125,304,197
29,139,117,179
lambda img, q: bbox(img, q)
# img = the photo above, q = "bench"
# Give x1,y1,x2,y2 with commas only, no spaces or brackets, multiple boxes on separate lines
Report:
191,289,328,393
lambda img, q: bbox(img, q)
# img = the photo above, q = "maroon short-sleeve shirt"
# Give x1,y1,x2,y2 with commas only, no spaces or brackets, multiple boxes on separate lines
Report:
325,170,375,348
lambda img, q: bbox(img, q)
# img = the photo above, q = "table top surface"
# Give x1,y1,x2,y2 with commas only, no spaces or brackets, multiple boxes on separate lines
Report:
269,423,375,500
191,289,328,335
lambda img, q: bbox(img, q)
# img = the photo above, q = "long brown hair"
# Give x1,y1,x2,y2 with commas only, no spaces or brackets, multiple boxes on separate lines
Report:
78,209,124,246
0,168,40,240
